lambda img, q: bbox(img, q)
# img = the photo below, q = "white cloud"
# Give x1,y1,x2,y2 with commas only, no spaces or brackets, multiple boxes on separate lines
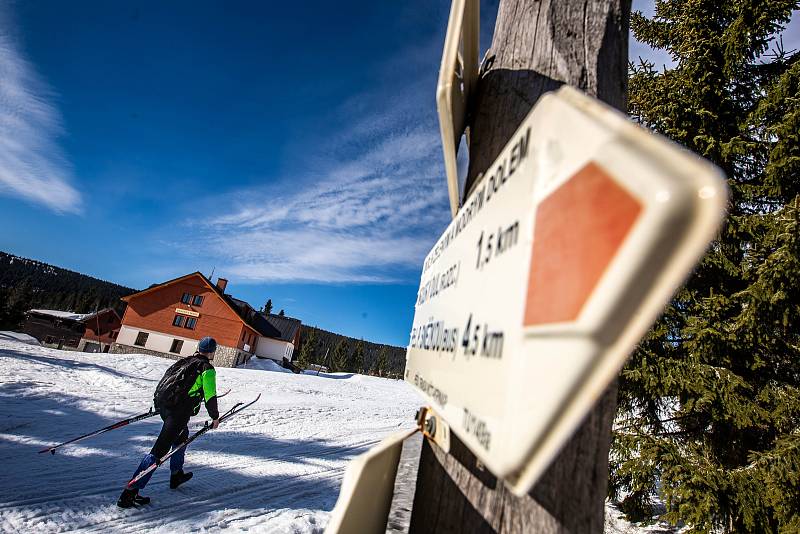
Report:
0,28,81,214
197,128,449,283
189,38,451,285
177,3,800,287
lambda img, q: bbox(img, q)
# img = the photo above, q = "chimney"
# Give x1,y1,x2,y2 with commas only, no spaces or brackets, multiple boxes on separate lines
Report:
216,277,228,293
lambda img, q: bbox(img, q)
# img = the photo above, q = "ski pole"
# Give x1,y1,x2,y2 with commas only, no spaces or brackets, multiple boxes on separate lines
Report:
38,389,231,455
39,407,158,455
126,393,260,488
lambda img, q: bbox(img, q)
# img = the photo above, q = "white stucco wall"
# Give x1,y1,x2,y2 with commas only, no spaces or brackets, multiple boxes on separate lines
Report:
117,325,198,357
254,336,294,361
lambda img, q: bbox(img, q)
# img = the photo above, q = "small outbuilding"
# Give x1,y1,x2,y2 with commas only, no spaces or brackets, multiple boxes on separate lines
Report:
23,308,121,352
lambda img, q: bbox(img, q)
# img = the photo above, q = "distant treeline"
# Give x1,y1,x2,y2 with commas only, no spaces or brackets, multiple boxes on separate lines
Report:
0,251,408,376
0,251,137,330
294,325,407,378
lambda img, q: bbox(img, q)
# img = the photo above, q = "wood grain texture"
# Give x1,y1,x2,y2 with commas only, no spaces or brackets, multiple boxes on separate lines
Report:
466,0,631,197
409,384,618,533
408,1,630,532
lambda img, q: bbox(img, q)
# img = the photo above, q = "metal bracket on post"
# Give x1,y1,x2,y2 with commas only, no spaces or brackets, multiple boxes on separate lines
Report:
415,406,451,453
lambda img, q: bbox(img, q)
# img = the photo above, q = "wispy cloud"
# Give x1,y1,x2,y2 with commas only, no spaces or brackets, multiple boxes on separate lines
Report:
197,123,449,283
189,39,451,285
0,27,81,214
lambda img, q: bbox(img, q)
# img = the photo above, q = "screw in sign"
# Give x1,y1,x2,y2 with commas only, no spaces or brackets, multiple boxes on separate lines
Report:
405,86,728,495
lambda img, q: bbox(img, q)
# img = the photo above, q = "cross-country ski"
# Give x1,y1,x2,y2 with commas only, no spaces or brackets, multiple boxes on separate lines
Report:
38,389,232,455
125,393,261,492
38,407,158,456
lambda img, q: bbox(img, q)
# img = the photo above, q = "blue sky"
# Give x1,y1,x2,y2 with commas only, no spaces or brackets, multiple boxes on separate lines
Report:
1,1,797,346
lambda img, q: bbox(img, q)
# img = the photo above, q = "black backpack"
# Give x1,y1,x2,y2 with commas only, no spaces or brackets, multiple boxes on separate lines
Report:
154,355,210,411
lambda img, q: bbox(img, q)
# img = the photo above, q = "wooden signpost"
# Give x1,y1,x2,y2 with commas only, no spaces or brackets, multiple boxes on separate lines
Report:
325,1,728,533
406,83,728,497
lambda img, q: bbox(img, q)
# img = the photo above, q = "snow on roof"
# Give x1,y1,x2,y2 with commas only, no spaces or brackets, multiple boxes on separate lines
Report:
28,309,95,321
0,331,41,345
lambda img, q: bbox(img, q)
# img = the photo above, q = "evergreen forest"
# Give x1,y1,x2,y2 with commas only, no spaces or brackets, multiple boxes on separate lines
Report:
0,251,136,330
293,325,406,378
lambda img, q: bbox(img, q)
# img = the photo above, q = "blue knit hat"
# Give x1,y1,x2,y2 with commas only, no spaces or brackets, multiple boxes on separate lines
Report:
198,336,217,354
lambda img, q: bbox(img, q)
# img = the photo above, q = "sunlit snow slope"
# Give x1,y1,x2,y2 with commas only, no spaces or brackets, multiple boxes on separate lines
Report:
0,339,421,533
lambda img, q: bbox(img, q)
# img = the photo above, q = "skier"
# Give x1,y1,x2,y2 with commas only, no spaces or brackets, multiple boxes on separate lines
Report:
117,336,221,508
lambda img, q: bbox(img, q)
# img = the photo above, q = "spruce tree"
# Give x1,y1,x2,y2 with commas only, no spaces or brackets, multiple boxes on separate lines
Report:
353,339,365,374
0,287,13,330
4,280,32,330
374,346,389,377
264,299,273,315
297,327,316,368
610,1,800,532
331,340,348,372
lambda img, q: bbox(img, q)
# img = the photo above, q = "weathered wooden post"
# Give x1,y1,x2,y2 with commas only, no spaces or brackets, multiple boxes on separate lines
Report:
324,1,727,533
410,1,630,532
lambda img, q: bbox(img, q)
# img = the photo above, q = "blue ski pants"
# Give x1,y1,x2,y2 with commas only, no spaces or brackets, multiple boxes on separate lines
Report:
127,409,190,491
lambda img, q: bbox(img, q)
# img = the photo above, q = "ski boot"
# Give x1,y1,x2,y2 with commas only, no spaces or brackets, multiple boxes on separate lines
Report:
117,488,150,508
170,470,193,489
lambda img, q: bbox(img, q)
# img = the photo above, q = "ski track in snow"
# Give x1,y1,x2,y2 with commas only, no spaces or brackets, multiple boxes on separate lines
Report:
0,340,422,533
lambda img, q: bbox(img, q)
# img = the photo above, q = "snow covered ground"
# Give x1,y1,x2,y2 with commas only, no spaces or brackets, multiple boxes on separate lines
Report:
605,503,680,534
0,331,40,345
0,338,661,533
0,339,421,533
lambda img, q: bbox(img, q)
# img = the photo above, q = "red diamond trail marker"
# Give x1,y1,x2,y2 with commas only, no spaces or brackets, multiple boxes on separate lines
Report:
525,162,643,325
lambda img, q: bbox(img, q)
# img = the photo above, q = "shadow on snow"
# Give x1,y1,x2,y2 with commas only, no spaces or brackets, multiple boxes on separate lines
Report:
0,348,155,383
0,346,367,530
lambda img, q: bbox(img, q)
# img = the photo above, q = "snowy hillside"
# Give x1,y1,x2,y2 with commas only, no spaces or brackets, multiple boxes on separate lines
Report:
0,339,421,532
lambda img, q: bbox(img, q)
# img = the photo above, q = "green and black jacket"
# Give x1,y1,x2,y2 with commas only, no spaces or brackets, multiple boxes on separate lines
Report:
154,353,219,419
188,355,219,419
